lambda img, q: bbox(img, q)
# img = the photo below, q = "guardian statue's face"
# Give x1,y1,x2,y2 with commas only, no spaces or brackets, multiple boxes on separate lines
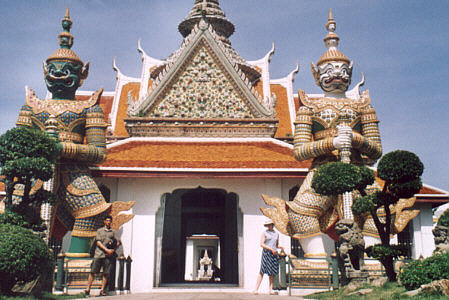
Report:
44,61,81,99
317,61,352,93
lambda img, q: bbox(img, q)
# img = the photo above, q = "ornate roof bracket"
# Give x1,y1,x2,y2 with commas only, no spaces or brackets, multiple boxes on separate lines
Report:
137,39,164,101
271,62,300,134
248,42,275,101
345,73,365,100
111,57,140,131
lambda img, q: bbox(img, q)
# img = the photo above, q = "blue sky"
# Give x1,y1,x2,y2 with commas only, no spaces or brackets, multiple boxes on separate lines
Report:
0,1,448,191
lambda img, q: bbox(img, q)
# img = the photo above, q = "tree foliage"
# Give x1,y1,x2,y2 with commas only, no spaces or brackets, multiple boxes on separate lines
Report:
399,252,449,290
312,162,371,196
437,209,449,228
358,150,423,281
0,224,53,295
311,150,424,282
0,127,58,227
377,150,424,184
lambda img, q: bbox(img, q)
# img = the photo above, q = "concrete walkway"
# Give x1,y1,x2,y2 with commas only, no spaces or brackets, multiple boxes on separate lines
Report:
77,288,321,299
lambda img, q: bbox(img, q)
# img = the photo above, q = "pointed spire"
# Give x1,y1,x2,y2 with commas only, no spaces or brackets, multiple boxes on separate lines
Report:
316,9,349,66
59,6,74,49
178,0,234,39
46,6,83,65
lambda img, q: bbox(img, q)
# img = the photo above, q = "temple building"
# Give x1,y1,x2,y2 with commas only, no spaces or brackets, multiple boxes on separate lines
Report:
1,0,448,293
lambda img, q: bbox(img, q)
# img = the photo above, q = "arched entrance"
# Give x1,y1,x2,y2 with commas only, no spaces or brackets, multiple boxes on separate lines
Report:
155,187,239,286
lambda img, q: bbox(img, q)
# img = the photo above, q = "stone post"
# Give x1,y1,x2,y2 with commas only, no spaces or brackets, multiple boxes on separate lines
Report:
125,256,132,292
55,252,65,292
330,252,339,290
107,257,117,292
117,256,126,293
278,252,287,289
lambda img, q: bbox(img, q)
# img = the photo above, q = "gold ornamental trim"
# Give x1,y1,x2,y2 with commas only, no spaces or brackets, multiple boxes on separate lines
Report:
317,48,350,66
291,231,323,240
12,179,43,197
301,90,371,112
260,194,289,236
46,48,83,65
59,131,83,143
314,128,338,140
72,202,111,219
65,252,90,258
71,228,97,238
63,174,99,197
25,87,103,116
304,253,328,258
85,117,107,128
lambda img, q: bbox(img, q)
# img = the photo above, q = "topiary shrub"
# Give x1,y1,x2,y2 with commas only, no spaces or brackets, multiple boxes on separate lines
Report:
438,209,449,228
365,244,407,261
377,150,423,199
399,252,449,290
312,162,363,196
0,224,53,295
0,209,31,228
377,150,424,183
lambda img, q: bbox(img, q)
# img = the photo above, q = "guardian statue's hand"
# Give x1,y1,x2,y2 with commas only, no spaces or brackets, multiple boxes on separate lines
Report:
333,125,353,149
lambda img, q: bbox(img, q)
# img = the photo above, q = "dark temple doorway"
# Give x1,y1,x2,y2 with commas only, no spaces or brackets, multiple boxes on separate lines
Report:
158,187,239,286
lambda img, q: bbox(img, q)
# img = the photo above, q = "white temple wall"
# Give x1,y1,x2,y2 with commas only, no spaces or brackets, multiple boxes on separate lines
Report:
412,203,435,259
94,176,299,292
56,177,439,293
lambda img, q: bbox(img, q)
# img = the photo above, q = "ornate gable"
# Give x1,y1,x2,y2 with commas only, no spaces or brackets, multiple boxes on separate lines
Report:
148,44,255,119
125,20,278,138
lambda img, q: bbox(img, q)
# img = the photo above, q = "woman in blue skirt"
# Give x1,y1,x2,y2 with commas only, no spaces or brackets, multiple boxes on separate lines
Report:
253,219,284,295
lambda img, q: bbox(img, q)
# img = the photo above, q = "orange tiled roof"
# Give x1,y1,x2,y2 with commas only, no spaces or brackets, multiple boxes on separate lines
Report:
75,94,114,124
114,82,140,137
293,95,300,111
101,139,310,169
271,84,292,138
99,95,114,124
254,76,264,99
419,186,448,195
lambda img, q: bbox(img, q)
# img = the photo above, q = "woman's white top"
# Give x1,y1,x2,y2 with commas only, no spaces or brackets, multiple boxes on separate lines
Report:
264,230,279,250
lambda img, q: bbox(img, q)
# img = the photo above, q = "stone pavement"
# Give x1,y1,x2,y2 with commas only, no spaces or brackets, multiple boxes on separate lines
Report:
76,288,321,299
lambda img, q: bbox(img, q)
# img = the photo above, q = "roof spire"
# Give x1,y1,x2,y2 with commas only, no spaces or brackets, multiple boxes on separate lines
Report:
46,6,83,65
316,8,349,66
59,6,73,49
178,0,235,39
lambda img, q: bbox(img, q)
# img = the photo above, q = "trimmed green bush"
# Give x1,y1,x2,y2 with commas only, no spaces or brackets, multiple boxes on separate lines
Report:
0,210,31,228
352,194,375,215
389,178,422,199
377,150,424,183
399,252,449,290
355,165,375,191
438,209,449,227
0,224,53,295
312,162,362,196
365,244,407,261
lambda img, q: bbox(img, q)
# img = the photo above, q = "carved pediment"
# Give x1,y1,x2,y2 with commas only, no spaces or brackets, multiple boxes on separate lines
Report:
148,44,254,119
125,22,277,137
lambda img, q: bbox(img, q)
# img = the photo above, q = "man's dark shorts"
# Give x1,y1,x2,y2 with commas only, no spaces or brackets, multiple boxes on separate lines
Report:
90,257,114,275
